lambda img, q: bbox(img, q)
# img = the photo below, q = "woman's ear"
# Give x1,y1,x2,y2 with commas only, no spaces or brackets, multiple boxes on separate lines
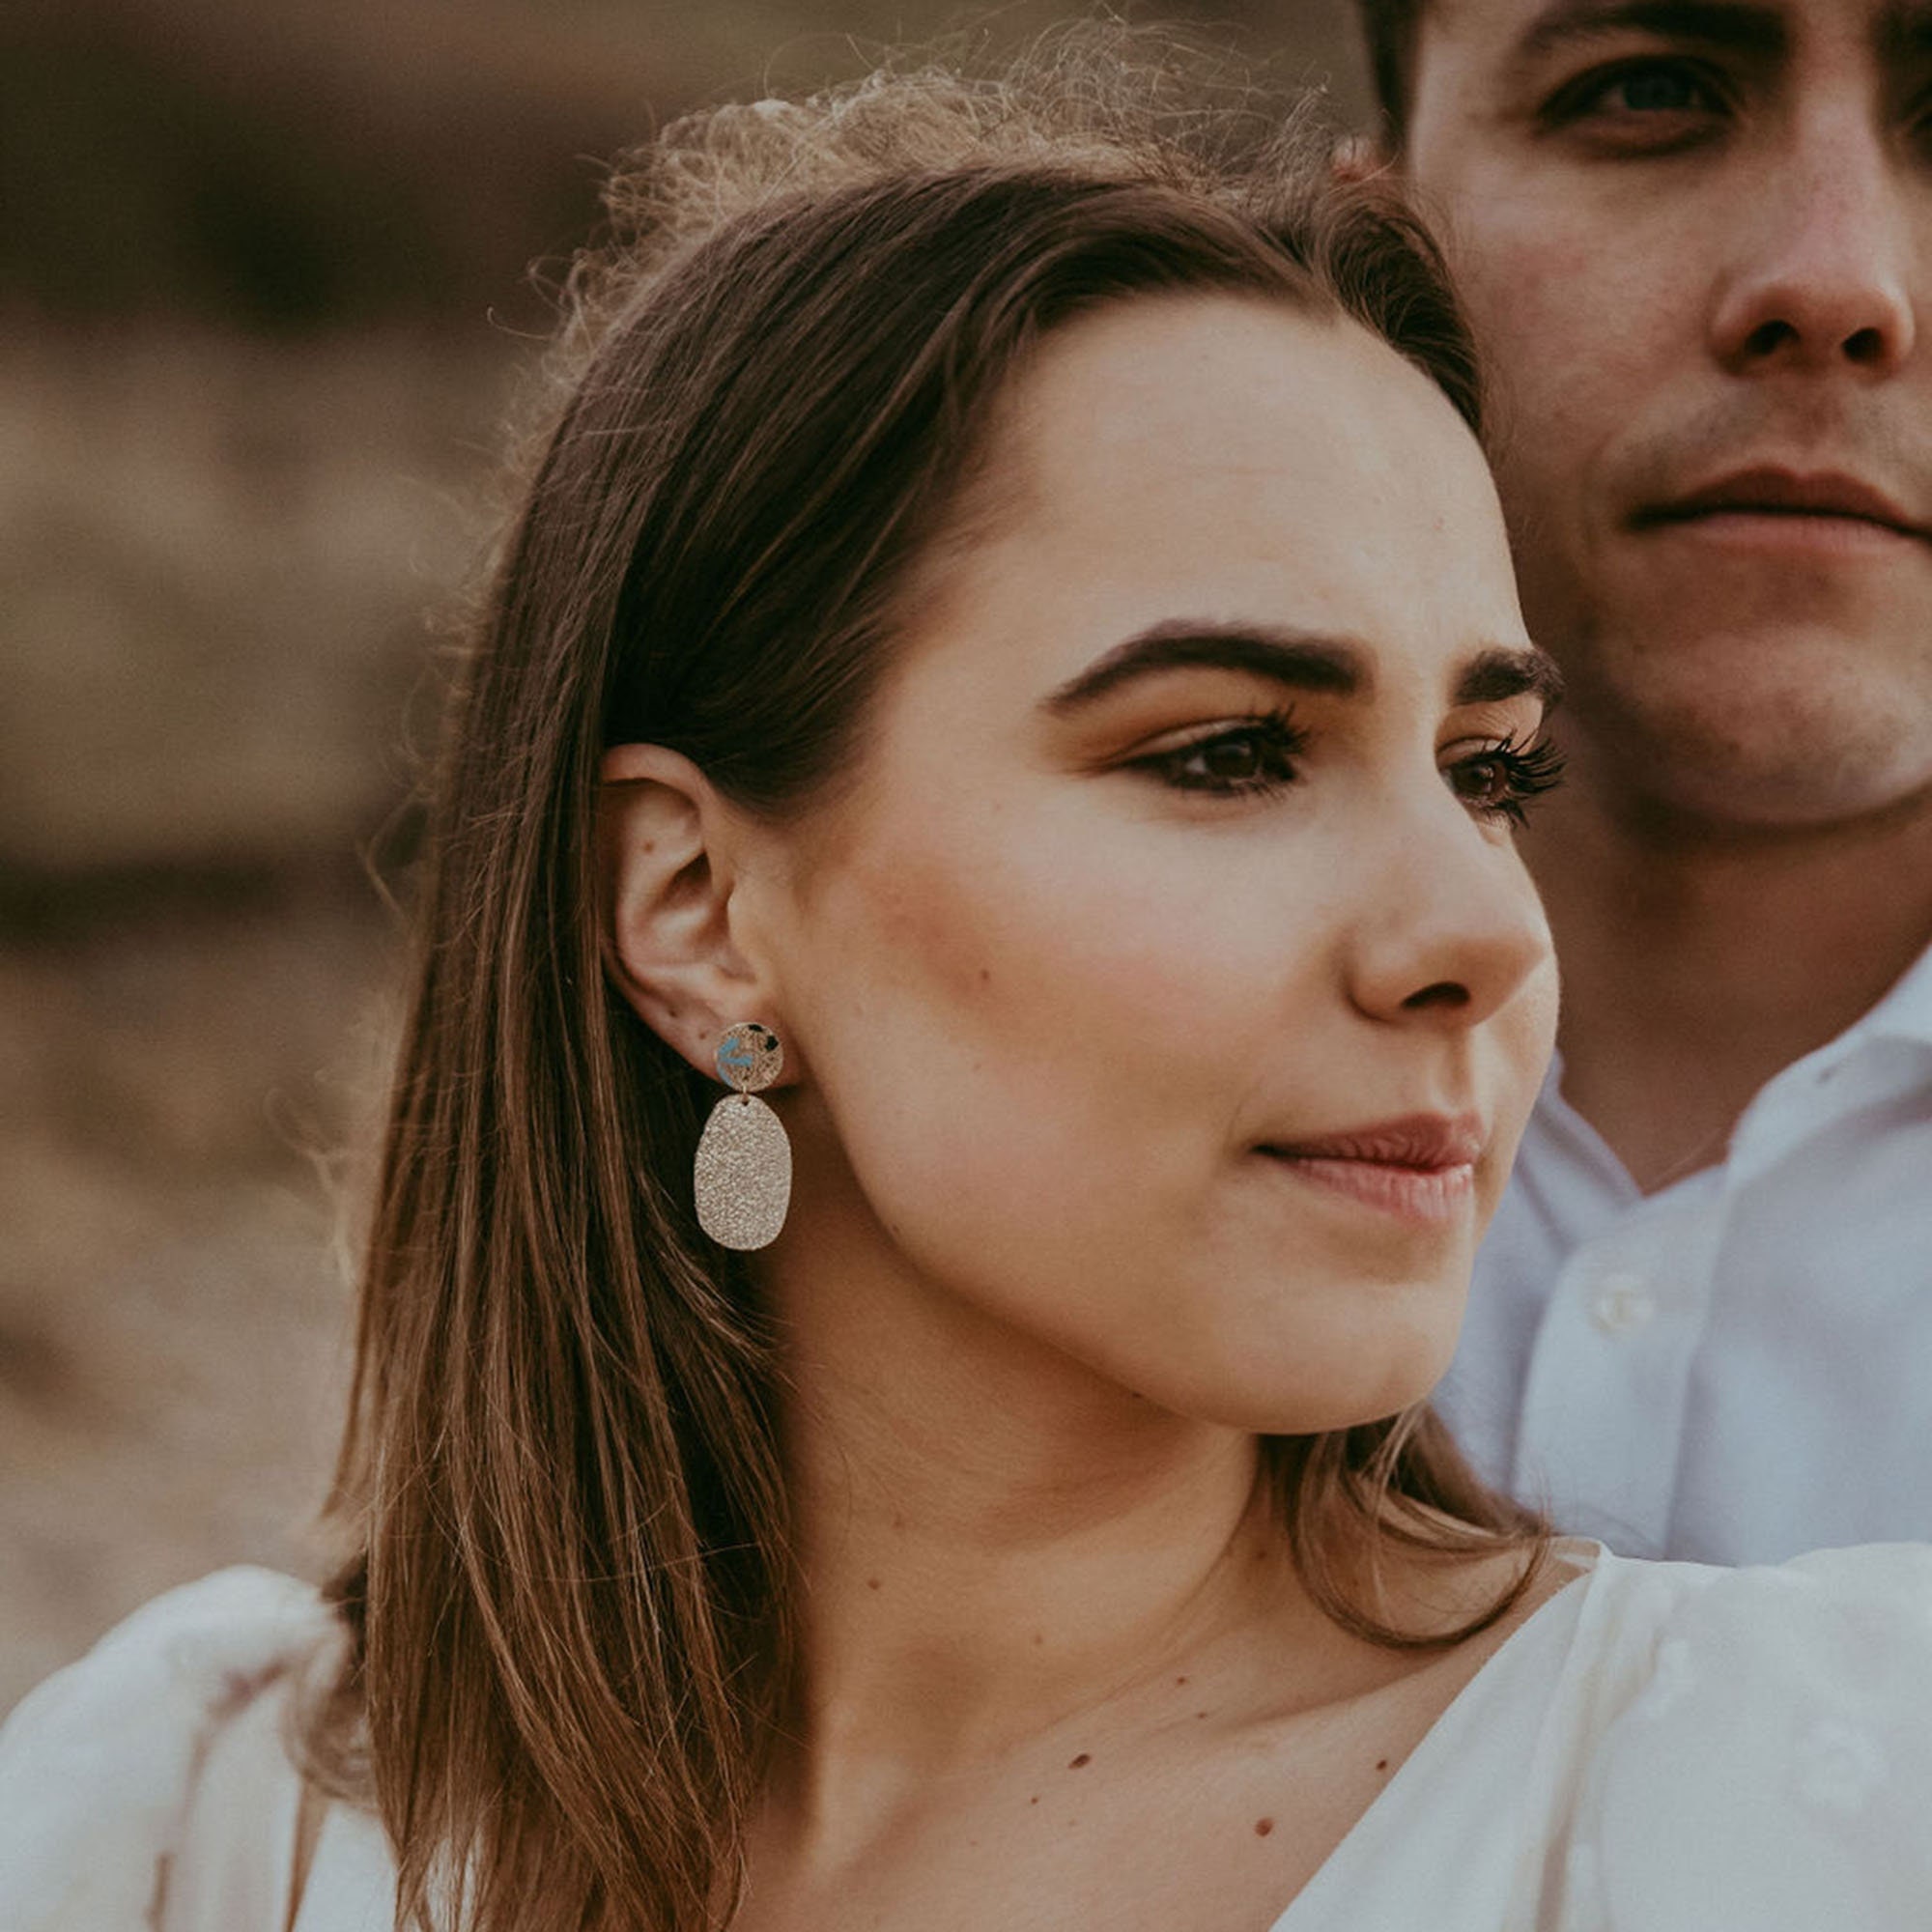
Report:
597,743,781,1078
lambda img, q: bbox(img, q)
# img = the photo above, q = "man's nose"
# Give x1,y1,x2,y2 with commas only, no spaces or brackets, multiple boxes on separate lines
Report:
1708,108,1918,378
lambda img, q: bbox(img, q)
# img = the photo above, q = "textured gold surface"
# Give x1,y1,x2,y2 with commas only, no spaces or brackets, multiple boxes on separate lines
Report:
694,1092,792,1249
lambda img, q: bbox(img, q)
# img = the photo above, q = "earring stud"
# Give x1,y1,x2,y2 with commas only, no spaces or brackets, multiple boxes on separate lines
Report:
693,1022,792,1250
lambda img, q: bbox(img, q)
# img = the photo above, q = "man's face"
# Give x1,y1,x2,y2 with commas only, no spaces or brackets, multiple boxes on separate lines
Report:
1403,0,1932,827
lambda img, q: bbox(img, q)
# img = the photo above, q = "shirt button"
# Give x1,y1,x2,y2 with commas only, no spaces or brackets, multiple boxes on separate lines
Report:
1590,1273,1657,1336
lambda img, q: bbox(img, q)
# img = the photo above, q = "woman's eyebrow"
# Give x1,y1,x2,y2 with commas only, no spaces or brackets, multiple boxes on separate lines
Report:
1454,645,1565,710
1041,622,1366,716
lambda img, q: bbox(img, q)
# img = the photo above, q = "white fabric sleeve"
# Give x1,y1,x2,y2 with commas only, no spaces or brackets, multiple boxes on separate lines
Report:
0,1567,337,1932
1553,1542,1932,1932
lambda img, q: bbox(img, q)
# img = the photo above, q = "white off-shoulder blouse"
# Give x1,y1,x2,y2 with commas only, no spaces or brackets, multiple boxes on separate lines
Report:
4,1544,1931,1930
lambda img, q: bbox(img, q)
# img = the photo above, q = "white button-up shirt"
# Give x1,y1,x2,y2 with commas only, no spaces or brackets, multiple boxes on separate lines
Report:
1440,942,1932,1564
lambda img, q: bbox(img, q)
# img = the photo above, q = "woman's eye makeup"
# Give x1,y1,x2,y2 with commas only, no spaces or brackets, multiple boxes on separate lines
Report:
1126,711,1311,796
1539,56,1732,149
1445,732,1567,828
1113,704,1563,825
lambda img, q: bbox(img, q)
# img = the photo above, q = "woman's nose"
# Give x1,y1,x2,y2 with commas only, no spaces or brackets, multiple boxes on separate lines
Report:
1344,805,1553,1032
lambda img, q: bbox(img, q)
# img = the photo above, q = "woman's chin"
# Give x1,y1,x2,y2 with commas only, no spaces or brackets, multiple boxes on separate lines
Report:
1152,1329,1460,1438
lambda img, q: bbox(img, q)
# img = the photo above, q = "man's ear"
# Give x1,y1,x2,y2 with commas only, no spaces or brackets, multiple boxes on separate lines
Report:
597,742,781,1079
1330,130,1393,185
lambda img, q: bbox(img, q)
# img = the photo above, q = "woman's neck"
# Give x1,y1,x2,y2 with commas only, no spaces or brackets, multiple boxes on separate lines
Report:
757,1227,1349,1850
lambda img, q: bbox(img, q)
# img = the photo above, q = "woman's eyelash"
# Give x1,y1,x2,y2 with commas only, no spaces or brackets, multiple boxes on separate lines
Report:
1449,733,1567,827
1131,712,1310,796
1127,718,1565,822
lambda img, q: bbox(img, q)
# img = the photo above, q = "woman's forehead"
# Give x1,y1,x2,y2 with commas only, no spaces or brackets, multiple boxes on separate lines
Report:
900,294,1528,703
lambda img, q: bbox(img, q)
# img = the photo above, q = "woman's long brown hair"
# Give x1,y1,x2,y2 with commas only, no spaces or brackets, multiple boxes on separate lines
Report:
311,31,1545,1932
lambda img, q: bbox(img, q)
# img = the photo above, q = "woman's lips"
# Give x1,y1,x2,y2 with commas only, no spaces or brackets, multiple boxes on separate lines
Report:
1264,1152,1476,1227
1258,1114,1485,1230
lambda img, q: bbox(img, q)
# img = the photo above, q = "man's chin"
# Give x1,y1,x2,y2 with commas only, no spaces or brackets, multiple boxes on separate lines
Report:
1535,602,1932,830
1592,691,1932,833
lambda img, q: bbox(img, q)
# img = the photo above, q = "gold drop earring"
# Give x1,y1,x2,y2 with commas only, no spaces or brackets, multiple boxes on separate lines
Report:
693,1023,791,1250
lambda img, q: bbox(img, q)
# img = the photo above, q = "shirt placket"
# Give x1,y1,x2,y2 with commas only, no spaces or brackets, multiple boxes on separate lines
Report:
1510,1186,1730,1556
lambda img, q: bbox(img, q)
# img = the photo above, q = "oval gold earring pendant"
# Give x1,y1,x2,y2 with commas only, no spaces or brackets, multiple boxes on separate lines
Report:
694,1023,792,1250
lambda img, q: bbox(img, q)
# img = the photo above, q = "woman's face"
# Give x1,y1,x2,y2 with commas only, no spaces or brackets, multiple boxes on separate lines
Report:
748,293,1559,1435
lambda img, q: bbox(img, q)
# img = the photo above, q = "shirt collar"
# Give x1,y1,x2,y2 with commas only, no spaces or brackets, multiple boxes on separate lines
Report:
1728,936,1932,1182
1829,936,1932,1055
1527,935,1932,1195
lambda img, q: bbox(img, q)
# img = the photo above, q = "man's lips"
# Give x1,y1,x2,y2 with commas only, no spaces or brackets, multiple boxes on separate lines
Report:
1634,468,1927,541
1258,1114,1486,1229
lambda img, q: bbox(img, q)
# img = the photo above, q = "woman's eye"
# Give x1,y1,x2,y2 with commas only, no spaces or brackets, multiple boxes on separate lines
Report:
1447,735,1567,828
1135,716,1308,796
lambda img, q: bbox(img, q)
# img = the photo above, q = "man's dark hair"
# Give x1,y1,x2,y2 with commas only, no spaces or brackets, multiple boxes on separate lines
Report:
1357,0,1427,142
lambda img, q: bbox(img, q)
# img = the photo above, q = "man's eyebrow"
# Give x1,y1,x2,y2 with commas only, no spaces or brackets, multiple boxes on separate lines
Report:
1515,0,1788,63
1041,622,1366,716
1454,646,1565,710
1878,0,1932,65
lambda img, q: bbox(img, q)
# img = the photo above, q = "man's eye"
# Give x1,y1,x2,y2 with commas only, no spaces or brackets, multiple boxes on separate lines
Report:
1133,716,1308,796
1595,66,1718,114
1908,89,1932,154
1545,58,1729,140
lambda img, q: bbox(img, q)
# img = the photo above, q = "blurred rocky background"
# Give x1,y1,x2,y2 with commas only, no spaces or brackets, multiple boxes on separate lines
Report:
0,0,1365,1712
